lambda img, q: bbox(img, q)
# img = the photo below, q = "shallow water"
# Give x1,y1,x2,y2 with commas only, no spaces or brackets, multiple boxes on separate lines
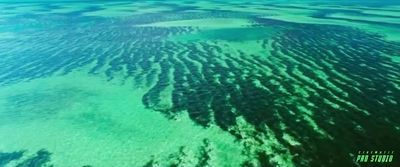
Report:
0,1,399,167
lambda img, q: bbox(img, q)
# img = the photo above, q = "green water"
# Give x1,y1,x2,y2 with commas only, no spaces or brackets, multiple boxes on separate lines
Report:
0,1,399,167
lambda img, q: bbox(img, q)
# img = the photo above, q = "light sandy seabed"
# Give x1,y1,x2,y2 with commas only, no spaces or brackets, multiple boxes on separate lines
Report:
0,71,244,166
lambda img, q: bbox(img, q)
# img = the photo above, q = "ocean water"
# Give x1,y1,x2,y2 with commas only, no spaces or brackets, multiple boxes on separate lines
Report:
0,1,399,167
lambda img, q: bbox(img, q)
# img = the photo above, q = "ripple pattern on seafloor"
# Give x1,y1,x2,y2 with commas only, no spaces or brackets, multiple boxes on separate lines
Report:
0,2,400,167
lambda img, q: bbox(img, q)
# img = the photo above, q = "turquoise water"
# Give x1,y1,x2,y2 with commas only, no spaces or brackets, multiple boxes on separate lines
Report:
0,1,399,167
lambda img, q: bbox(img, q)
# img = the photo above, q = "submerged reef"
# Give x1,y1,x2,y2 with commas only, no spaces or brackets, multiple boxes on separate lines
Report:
0,1,399,167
